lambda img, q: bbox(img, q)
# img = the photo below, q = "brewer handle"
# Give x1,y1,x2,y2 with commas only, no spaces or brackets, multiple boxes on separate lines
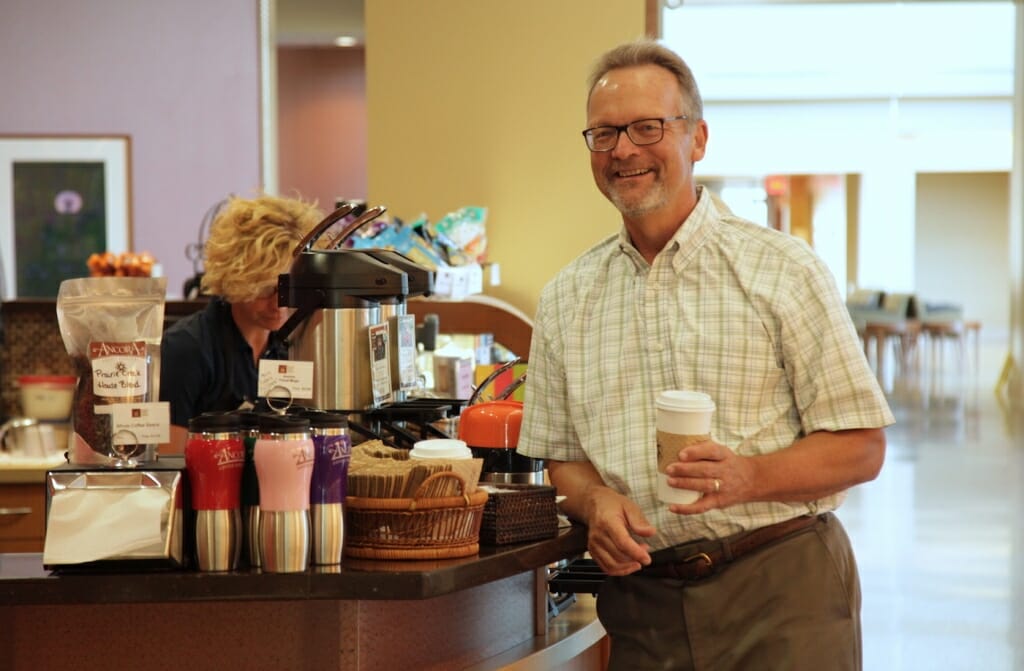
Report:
327,205,388,249
467,357,521,406
291,202,361,257
270,290,324,346
495,372,527,401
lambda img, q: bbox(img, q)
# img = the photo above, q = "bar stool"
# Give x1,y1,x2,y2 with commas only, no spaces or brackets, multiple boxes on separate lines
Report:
862,320,920,382
964,320,982,373
919,320,966,379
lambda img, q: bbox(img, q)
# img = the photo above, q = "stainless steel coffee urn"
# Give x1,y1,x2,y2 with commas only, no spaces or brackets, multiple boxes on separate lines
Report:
275,204,433,411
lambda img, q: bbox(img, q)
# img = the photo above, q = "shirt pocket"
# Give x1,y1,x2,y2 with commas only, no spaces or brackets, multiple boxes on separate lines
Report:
680,333,789,442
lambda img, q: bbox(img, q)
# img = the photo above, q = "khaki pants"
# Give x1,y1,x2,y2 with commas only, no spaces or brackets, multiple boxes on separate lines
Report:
596,513,861,671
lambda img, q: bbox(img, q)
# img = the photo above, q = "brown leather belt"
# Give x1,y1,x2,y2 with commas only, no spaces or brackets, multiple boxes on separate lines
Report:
638,514,823,582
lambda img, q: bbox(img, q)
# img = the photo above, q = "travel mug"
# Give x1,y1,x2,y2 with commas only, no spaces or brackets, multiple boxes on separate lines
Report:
185,412,244,571
237,411,262,568
307,410,352,565
254,414,314,573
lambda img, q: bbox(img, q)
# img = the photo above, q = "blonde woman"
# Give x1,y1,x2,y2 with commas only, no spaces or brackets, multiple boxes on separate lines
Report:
160,194,322,452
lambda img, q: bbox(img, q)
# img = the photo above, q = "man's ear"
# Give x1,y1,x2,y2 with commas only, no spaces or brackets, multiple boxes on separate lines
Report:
691,119,708,163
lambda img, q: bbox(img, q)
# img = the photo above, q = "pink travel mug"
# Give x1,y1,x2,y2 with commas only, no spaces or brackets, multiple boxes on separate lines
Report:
253,414,314,573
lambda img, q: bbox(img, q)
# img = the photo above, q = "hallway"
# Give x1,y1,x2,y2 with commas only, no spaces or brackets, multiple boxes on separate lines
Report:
837,342,1024,670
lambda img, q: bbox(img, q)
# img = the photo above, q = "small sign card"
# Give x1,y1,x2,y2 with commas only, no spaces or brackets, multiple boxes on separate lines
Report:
258,360,314,400
369,322,393,405
94,402,170,445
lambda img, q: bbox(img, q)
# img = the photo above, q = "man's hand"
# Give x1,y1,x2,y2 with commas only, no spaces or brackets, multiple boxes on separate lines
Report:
547,459,657,576
664,439,750,514
664,428,886,514
582,485,657,576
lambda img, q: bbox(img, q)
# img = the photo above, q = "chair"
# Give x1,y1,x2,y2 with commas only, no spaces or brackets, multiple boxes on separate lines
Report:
919,320,980,379
851,291,920,382
862,319,921,382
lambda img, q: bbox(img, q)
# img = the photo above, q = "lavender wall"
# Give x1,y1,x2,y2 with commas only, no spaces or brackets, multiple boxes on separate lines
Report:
0,0,262,298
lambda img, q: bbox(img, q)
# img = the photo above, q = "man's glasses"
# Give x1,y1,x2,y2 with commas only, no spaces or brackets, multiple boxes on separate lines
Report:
581,115,688,152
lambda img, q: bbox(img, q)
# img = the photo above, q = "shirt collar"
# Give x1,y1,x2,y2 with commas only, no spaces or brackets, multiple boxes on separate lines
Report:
614,185,721,271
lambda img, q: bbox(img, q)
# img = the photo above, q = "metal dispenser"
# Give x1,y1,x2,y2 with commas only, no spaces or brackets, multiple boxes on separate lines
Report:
275,204,433,411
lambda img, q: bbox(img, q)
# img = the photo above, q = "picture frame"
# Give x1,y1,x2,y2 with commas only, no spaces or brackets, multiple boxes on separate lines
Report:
0,134,131,298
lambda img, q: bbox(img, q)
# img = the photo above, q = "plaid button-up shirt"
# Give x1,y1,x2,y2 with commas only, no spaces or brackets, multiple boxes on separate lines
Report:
519,188,894,549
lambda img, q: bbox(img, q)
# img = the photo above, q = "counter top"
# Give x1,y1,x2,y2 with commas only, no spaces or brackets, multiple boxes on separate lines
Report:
0,524,588,606
0,455,63,483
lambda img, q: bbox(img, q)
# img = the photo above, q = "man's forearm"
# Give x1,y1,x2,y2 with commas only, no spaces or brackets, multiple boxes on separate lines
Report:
546,459,608,525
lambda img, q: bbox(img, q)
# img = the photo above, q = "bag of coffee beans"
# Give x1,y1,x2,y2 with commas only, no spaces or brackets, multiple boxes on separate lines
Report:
56,277,167,466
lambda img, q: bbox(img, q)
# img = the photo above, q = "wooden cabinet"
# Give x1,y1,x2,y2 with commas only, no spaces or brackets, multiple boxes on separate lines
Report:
0,483,46,553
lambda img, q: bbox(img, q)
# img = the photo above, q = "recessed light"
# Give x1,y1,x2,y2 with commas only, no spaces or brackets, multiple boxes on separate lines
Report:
333,36,359,48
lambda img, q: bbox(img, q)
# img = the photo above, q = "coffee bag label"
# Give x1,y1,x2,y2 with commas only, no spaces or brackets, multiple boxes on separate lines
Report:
89,340,148,398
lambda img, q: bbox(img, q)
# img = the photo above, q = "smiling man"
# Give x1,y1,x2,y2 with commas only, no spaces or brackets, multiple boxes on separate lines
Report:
518,39,894,671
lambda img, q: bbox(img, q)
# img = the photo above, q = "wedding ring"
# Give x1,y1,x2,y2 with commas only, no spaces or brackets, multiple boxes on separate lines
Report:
713,478,721,493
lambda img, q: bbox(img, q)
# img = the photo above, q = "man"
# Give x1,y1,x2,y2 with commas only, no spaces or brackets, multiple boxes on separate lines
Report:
160,194,323,452
518,39,894,670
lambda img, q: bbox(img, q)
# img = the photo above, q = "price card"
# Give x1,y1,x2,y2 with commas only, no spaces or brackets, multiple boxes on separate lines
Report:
368,322,393,405
394,314,418,391
258,360,314,400
94,402,170,445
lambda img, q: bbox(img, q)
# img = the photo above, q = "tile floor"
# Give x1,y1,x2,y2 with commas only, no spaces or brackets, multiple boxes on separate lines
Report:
837,338,1024,671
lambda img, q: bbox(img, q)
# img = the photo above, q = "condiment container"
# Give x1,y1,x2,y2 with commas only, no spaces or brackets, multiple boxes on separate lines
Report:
17,375,76,421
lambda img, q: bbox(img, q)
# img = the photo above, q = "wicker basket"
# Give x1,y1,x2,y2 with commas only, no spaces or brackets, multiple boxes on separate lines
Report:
344,471,488,559
480,484,559,545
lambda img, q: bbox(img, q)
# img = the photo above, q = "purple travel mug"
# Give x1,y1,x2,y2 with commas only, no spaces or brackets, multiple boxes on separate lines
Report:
307,411,351,565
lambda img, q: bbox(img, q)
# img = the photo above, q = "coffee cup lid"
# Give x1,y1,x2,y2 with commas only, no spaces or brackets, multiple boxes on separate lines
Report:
655,390,715,412
410,438,472,460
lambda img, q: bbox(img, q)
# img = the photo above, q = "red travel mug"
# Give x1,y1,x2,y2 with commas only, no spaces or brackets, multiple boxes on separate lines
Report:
185,413,244,571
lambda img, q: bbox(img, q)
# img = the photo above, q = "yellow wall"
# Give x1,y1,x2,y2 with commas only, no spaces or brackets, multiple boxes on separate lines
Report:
365,0,646,318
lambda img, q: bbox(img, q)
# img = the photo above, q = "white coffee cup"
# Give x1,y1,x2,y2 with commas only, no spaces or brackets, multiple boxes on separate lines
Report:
655,390,716,504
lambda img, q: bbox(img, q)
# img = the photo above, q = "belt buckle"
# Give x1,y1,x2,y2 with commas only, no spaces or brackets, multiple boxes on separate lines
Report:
676,551,714,580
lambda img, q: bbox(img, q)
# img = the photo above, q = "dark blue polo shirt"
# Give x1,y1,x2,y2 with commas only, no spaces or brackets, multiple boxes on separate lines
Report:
159,298,289,427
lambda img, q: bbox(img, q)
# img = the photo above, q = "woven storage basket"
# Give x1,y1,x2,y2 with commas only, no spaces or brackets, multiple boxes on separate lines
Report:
344,471,488,560
480,484,559,545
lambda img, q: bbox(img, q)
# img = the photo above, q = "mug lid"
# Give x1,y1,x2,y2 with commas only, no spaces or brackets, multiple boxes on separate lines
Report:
189,412,242,433
290,407,349,429
17,374,76,387
655,390,716,412
258,414,310,433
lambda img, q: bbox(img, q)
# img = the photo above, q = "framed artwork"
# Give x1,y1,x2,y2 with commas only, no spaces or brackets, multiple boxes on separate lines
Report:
0,135,131,298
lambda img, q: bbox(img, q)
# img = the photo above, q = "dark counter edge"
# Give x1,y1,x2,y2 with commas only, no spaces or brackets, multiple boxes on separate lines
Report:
0,525,588,607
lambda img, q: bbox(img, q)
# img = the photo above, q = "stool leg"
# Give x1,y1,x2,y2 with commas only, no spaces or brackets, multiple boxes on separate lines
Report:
973,327,980,375
876,334,886,383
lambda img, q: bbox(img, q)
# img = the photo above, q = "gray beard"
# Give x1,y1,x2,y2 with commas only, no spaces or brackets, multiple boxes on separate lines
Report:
607,181,668,218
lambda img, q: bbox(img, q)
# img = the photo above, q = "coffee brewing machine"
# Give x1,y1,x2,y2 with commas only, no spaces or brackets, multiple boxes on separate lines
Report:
276,203,457,444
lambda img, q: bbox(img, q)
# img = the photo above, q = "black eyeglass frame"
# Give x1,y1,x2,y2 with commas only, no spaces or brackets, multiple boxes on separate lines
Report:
581,115,689,152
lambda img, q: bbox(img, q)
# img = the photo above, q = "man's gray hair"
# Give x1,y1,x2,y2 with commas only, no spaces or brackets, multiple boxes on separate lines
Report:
587,39,703,120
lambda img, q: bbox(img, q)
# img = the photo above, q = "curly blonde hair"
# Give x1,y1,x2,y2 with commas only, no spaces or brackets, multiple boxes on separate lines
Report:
201,194,323,303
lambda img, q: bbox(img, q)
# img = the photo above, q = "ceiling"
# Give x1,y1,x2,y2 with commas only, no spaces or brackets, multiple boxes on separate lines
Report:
274,0,993,47
276,0,365,47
